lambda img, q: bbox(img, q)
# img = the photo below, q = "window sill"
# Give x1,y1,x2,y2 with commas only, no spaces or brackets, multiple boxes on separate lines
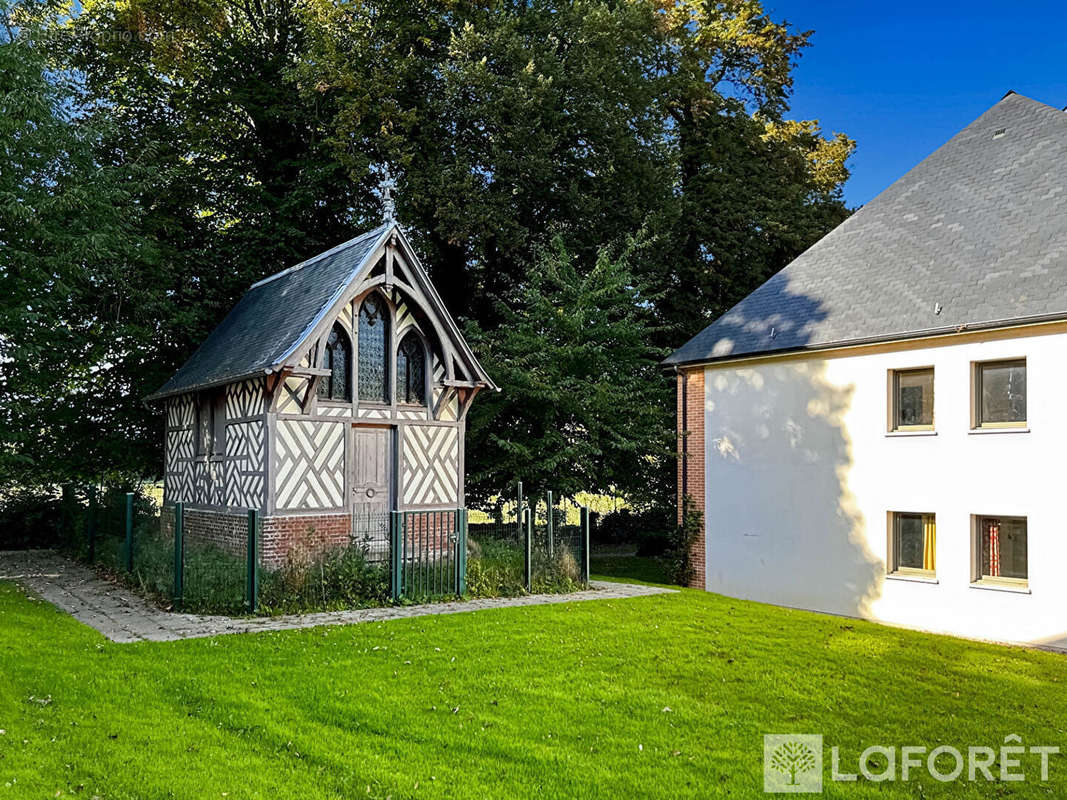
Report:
885,430,937,438
969,580,1031,595
886,573,938,585
968,427,1029,435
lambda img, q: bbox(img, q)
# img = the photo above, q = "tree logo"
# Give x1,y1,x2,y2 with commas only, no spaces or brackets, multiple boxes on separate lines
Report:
764,734,823,793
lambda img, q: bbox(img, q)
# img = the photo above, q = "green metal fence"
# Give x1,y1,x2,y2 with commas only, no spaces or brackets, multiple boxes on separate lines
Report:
256,511,389,614
390,509,467,601
54,481,589,613
467,483,591,597
58,487,177,604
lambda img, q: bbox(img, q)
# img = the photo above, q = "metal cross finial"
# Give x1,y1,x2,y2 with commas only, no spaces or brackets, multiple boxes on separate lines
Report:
379,168,397,224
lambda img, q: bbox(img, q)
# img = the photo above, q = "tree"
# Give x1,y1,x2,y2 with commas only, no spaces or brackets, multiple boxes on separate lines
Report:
464,238,671,505
8,0,854,503
0,0,162,484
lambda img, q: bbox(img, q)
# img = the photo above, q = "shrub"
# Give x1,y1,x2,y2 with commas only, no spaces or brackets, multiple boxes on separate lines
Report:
258,532,389,614
664,496,703,586
0,487,65,550
593,506,673,554
466,537,525,597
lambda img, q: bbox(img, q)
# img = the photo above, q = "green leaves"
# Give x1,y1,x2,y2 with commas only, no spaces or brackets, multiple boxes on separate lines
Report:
3,0,853,506
465,237,672,504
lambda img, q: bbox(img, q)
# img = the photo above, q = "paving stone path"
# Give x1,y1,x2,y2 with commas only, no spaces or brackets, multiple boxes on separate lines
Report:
0,549,675,643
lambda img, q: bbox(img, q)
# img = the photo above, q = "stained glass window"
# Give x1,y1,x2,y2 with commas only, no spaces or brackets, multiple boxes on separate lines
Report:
318,323,351,401
397,331,426,405
358,294,389,403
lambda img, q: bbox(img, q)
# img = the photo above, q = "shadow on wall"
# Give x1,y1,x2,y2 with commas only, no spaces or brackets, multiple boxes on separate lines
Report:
702,277,884,619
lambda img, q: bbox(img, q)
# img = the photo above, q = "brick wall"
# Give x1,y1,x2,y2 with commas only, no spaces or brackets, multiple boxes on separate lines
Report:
183,508,248,557
260,513,352,569
677,368,706,589
182,509,353,569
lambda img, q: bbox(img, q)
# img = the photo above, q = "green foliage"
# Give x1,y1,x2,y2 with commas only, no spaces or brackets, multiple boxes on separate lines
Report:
0,487,65,549
466,238,672,504
0,4,166,484
465,537,525,598
259,546,390,615
665,494,703,586
3,0,854,505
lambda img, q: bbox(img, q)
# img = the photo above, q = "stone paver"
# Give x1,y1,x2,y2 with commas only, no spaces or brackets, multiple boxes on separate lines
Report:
0,549,675,643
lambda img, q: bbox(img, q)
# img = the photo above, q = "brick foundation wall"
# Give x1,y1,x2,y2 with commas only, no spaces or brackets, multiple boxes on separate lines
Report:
182,509,353,570
180,509,463,572
183,508,248,558
677,368,706,589
260,513,352,569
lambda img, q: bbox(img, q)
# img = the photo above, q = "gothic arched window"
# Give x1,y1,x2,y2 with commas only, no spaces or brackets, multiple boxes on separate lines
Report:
317,322,351,401
358,294,390,403
396,331,426,405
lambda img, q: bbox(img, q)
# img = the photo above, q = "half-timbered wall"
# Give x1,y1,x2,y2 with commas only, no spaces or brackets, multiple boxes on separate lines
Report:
267,277,469,513
164,378,267,510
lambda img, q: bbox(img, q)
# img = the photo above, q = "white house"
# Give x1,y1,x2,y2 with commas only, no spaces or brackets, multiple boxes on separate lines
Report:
666,92,1067,650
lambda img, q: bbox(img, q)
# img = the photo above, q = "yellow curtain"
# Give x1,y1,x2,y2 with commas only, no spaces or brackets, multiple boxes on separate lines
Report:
922,515,936,571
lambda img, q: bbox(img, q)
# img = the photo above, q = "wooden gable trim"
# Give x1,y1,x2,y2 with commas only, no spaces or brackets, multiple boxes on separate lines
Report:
271,222,495,395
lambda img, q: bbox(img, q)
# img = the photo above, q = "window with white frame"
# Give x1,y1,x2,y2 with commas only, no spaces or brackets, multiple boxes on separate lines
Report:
889,512,936,577
889,367,934,431
973,359,1026,428
973,516,1028,587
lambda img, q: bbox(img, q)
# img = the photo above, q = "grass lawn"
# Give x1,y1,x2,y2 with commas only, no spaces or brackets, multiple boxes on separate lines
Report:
590,552,671,585
2,580,1066,799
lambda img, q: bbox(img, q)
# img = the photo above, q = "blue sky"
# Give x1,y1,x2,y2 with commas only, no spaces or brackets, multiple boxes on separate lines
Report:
770,1,1067,207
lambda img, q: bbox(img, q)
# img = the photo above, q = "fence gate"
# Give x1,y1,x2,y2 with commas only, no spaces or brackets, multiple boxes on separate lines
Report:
390,509,467,600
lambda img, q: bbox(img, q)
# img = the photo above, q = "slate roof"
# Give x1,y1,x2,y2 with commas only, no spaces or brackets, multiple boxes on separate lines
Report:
148,225,388,400
665,92,1067,367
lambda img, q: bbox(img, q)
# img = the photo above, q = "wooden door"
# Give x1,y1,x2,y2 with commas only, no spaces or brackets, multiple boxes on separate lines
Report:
351,426,392,560
352,426,391,515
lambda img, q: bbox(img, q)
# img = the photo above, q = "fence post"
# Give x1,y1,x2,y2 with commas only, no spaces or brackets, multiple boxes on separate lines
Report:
124,492,134,573
86,488,96,564
245,509,259,613
516,481,523,541
455,508,468,596
173,503,184,609
390,510,403,601
580,506,591,585
546,490,554,559
524,507,532,593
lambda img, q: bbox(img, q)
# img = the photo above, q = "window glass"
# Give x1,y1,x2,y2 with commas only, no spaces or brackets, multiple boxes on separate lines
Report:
978,360,1026,425
894,368,933,428
397,332,426,405
317,337,334,399
318,323,351,401
196,397,212,456
892,513,935,573
979,517,1027,581
358,295,389,403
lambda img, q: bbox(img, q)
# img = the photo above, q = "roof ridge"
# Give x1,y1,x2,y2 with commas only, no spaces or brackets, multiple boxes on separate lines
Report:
664,91,1067,367
249,224,390,290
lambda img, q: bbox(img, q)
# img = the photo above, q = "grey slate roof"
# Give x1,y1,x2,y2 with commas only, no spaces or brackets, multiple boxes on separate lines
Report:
148,225,388,400
666,92,1067,367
